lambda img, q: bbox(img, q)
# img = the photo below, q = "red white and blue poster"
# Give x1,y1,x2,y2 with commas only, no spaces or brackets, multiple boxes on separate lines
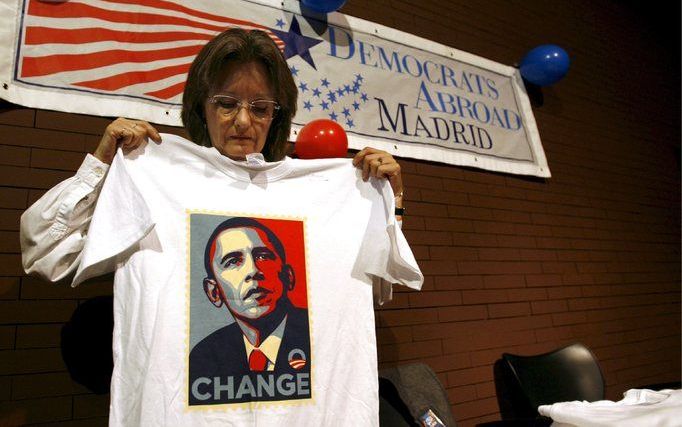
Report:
0,0,550,177
188,213,311,407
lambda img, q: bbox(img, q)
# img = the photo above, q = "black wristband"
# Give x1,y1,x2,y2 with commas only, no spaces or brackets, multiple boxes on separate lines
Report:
394,207,405,216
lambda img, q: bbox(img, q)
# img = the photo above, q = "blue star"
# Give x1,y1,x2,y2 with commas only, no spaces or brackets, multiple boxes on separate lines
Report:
342,107,351,117
346,118,354,128
321,78,330,88
355,73,364,83
336,87,345,97
298,82,308,92
361,93,368,102
326,91,336,103
352,101,360,111
303,100,313,111
290,65,299,76
312,87,321,97
275,18,285,28
351,84,359,94
344,84,351,94
329,111,338,121
320,100,329,110
271,16,323,70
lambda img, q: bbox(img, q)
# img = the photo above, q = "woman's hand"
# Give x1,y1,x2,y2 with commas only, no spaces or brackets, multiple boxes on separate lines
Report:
93,118,162,164
352,147,403,197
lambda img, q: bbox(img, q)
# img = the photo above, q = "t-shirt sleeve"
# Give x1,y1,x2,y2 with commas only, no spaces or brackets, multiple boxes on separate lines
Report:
71,150,154,286
355,178,423,303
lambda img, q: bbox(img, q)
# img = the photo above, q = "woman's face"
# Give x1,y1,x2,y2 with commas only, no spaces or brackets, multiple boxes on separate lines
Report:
204,61,275,160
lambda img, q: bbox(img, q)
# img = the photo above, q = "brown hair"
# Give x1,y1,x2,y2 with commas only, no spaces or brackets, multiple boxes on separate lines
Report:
181,28,297,161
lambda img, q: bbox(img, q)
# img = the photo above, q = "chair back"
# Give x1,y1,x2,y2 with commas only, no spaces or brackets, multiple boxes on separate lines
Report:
501,342,605,418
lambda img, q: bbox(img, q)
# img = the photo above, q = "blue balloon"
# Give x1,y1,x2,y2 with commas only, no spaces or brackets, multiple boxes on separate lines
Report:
519,44,570,86
301,0,347,13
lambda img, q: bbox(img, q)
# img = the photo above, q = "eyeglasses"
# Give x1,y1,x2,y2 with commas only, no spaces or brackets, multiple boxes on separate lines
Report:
208,95,280,121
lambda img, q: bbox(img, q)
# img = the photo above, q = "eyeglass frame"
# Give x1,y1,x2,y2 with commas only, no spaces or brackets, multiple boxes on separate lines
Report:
207,94,281,121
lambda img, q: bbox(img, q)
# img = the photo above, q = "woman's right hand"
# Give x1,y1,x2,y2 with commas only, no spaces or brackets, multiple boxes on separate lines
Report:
93,118,162,164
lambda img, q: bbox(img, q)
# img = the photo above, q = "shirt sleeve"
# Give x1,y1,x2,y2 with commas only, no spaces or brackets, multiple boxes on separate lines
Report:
356,178,423,304
72,149,154,287
20,154,110,282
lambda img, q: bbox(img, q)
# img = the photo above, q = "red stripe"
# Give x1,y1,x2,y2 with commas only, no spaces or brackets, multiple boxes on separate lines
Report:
144,81,185,100
25,26,214,45
101,0,272,31
21,45,202,77
28,0,230,33
73,63,191,91
27,0,284,48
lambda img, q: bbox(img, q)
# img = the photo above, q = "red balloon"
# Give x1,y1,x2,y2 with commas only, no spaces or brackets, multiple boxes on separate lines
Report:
295,119,348,159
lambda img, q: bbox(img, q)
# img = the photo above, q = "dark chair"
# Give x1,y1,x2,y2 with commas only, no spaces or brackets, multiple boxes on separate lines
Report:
379,363,457,426
494,342,604,424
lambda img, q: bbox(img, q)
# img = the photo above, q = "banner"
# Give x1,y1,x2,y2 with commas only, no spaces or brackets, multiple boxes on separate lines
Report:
0,0,550,177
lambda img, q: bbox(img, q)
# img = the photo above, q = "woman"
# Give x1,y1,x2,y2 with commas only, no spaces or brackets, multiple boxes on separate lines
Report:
22,28,405,281
20,28,418,426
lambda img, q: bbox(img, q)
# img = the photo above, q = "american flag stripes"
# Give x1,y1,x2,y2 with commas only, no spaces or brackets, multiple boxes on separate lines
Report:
18,0,284,104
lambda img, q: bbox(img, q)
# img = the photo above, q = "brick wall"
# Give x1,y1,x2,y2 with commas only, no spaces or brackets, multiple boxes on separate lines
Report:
1,1,680,426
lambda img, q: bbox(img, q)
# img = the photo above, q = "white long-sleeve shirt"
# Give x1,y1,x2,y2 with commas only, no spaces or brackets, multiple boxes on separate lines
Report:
20,153,110,283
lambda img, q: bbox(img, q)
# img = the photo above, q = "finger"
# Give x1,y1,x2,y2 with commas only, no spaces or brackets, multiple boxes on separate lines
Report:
378,162,400,179
352,147,370,167
369,157,383,178
362,153,383,180
138,121,162,143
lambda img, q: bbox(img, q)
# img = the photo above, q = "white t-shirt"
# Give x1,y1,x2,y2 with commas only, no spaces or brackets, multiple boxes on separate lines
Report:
71,134,422,426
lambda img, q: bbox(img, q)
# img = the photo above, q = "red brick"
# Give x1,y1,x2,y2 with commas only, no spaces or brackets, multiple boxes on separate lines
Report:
0,165,72,189
437,305,487,322
0,396,71,424
458,261,542,275
0,376,9,400
74,394,110,418
0,300,77,324
0,277,20,300
506,288,547,302
402,229,453,246
434,275,483,291
552,311,588,326
525,274,562,287
0,254,23,275
11,373,87,399
452,396,499,422
446,384,478,403
461,289,507,304
16,324,63,349
0,124,88,151
429,246,478,261
488,302,531,318
0,146,30,167
376,308,439,327
477,247,520,261
482,274,525,289
0,231,20,253
0,187,28,209
0,326,15,350
531,299,568,315
408,291,462,308
379,339,443,362
376,325,413,344
421,353,471,373
446,365,491,387
0,107,35,127
0,348,65,375
30,148,86,171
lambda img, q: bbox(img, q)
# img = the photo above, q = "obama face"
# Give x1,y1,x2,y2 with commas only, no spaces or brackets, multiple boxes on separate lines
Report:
204,223,293,320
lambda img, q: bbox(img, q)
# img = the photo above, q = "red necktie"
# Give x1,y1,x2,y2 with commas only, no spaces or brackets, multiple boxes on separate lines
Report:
249,349,268,371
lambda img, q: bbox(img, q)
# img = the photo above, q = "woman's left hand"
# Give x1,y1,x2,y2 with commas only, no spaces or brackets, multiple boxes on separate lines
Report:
352,147,403,196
